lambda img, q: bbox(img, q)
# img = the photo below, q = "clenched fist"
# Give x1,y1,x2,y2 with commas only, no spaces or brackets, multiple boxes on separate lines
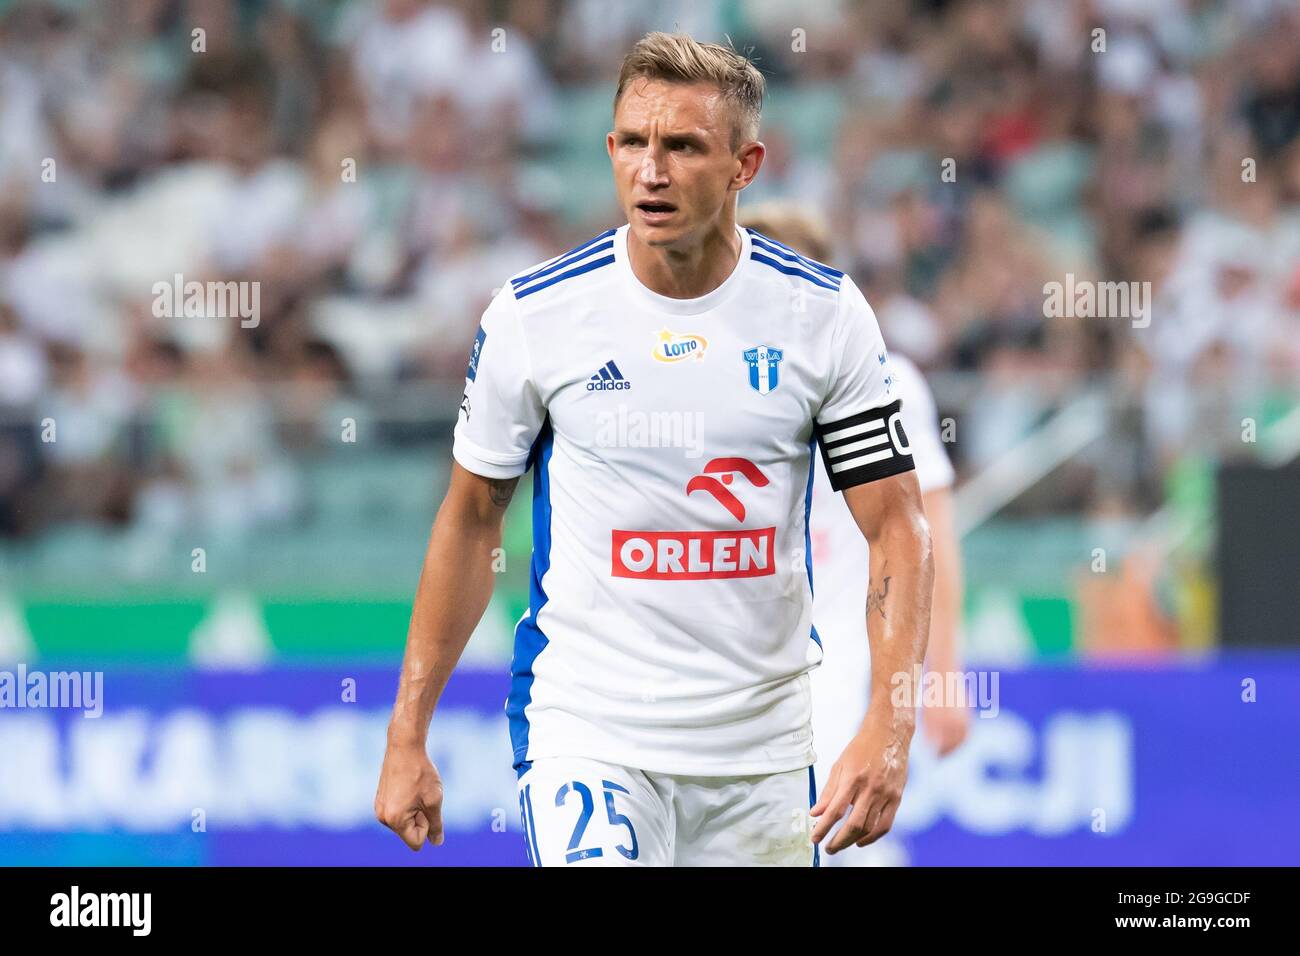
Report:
375,739,445,851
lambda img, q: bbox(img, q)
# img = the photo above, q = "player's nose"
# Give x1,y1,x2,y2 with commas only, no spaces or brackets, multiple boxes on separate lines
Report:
637,148,669,186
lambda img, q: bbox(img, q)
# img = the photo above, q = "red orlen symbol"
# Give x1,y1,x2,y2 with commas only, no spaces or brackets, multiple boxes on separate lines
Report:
685,457,768,522
611,457,776,580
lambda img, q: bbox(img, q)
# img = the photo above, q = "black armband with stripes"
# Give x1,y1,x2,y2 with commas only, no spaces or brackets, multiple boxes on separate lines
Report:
814,398,916,491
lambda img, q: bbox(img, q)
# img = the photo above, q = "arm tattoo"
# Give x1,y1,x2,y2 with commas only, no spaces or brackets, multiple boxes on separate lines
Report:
488,477,519,508
867,572,892,621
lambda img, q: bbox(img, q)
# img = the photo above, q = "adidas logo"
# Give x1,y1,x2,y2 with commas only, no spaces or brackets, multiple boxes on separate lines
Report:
586,360,632,391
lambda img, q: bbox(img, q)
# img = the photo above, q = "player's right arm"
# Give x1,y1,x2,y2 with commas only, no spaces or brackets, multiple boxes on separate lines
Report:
375,462,519,850
376,283,544,850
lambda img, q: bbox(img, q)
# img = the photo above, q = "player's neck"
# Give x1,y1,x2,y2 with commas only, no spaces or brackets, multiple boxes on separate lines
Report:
626,219,741,300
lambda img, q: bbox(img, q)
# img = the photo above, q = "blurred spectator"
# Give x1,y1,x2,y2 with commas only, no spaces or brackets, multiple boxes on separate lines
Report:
0,0,1294,545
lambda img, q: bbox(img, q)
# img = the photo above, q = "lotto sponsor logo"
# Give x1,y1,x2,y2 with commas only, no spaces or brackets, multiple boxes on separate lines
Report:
611,528,776,580
653,329,708,363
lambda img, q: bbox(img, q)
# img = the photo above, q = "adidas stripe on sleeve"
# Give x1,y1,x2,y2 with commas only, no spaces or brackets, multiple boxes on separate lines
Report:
813,276,916,491
452,285,546,480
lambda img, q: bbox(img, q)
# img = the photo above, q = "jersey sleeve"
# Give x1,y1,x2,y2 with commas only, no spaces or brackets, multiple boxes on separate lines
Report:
451,285,545,479
893,357,956,493
813,276,916,491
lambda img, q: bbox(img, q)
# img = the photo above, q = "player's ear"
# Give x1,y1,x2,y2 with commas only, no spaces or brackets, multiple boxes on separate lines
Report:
606,131,617,160
733,140,765,191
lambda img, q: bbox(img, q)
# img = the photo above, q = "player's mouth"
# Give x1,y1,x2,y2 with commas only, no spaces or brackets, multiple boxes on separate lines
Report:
635,200,677,224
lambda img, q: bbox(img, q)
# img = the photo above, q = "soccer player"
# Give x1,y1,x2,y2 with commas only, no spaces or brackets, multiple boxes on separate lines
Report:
738,203,968,866
375,32,934,866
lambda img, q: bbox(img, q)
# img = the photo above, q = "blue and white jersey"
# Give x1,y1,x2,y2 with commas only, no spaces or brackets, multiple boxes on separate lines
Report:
453,223,914,776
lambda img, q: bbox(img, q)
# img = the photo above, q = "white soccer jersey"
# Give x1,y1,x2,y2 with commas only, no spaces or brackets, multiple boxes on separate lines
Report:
453,223,915,777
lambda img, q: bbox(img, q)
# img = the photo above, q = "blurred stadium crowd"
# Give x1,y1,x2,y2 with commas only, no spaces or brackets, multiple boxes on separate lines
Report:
0,0,1297,542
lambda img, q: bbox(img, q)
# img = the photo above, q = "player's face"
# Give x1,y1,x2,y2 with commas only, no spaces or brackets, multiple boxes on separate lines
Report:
608,79,759,249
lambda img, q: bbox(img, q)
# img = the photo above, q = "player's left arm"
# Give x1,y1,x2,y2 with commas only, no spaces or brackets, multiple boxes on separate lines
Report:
808,274,935,854
810,469,933,853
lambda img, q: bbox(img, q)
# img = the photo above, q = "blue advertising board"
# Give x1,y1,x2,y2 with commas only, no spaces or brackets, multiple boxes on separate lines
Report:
0,655,1295,865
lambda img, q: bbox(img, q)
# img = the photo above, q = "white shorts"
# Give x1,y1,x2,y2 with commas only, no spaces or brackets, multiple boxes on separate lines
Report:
516,757,819,867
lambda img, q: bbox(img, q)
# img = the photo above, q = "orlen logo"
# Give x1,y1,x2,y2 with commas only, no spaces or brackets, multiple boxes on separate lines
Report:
612,458,775,580
652,329,708,363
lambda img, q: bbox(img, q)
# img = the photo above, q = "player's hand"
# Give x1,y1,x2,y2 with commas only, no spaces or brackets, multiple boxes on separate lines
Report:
375,738,444,851
810,712,911,854
921,700,970,757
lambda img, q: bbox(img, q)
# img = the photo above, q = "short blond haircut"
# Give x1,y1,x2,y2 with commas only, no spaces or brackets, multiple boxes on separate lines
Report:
737,202,833,262
615,32,765,150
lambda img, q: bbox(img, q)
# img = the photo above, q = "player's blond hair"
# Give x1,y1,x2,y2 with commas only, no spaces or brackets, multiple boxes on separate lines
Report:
737,202,833,262
615,32,765,151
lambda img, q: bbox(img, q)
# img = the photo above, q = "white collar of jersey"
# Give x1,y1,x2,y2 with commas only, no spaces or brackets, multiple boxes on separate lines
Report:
613,223,752,316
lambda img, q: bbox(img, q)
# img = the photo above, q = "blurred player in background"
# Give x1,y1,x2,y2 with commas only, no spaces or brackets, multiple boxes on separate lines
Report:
376,32,934,866
740,202,968,866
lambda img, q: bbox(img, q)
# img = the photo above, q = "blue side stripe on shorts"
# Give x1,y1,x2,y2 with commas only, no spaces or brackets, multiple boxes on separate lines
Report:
808,766,820,868
518,790,535,866
524,783,543,867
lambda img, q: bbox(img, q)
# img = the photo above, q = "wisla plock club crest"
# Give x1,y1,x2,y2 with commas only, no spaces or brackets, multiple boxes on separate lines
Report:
744,345,783,394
